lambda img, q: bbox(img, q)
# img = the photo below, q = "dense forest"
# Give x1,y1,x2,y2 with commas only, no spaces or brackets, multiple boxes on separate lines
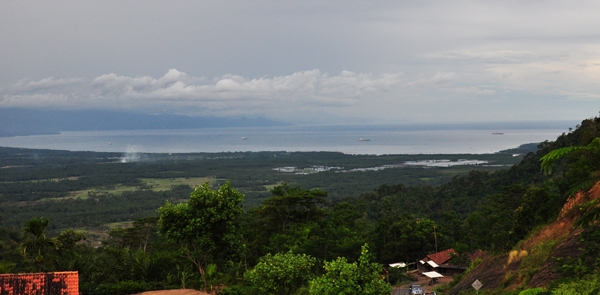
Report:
2,115,600,294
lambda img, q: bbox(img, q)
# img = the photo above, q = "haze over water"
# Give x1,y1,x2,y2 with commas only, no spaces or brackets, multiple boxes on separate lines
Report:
0,123,573,155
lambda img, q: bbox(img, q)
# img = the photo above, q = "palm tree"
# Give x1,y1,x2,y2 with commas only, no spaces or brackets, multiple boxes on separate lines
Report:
19,217,59,271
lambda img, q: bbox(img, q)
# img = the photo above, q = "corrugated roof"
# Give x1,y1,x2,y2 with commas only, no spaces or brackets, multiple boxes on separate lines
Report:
389,262,406,268
426,248,457,265
427,260,439,268
423,271,444,278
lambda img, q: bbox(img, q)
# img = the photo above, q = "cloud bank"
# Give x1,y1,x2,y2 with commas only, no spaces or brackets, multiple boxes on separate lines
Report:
1,69,405,123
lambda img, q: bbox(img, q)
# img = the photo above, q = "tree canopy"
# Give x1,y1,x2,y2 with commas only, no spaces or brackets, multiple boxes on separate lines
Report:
158,181,244,292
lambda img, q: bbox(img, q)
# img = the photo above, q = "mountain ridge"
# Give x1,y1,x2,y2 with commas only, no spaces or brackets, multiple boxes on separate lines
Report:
0,108,291,137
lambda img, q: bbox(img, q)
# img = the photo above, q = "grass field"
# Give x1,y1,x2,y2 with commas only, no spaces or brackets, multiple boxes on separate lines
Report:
140,177,215,191
49,177,216,201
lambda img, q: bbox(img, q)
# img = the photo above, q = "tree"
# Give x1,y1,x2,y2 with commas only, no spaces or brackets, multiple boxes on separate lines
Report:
244,183,328,261
158,181,244,292
18,217,59,271
261,183,327,232
373,215,439,263
541,137,600,227
108,217,159,252
244,252,316,295
541,137,600,195
309,244,391,295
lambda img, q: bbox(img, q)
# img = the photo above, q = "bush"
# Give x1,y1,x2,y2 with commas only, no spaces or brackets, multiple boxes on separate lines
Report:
80,280,151,295
518,287,544,295
244,252,316,295
551,273,600,295
387,266,412,285
217,284,260,295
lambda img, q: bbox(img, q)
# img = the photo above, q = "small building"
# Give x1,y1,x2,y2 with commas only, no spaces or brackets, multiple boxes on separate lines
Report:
417,248,467,276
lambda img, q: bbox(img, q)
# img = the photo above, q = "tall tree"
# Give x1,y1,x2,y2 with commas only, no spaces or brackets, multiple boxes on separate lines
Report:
309,244,391,295
158,181,244,292
19,217,59,271
245,183,328,261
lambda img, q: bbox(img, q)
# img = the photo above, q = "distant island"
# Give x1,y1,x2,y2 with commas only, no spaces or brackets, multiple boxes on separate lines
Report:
0,108,291,137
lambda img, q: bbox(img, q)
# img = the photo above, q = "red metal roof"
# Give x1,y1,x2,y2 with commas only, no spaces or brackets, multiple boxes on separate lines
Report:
426,248,457,265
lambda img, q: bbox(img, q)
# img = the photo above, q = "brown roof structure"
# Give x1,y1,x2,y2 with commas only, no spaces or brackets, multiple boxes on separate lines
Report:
425,248,457,265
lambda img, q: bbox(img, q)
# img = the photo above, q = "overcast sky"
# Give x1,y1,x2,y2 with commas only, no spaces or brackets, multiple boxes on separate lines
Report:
1,1,599,125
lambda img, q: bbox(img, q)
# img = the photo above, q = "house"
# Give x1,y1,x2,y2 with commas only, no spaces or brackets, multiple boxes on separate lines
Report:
417,248,467,276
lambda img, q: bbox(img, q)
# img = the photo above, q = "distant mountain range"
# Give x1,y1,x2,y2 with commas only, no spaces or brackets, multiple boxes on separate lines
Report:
0,108,291,137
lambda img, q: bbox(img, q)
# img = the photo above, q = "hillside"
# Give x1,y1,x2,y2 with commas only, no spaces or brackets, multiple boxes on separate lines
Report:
449,184,599,294
446,116,600,294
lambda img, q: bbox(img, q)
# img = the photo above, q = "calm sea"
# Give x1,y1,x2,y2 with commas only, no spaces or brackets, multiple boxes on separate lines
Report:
0,123,573,155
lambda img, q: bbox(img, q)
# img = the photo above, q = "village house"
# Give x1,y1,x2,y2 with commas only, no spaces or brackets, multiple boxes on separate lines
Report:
417,248,487,278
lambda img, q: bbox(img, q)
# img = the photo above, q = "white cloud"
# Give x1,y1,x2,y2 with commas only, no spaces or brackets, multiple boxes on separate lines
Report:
0,69,405,122
431,71,457,85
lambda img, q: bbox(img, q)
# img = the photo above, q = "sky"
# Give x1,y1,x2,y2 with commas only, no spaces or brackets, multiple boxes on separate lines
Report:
1,1,600,125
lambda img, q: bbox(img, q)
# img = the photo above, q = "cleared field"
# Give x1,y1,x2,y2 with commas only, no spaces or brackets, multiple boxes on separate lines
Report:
140,177,215,191
46,177,215,201
67,184,141,199
107,221,135,229
263,184,280,191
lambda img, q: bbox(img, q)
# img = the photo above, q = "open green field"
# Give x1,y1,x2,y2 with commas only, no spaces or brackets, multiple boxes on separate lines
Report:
140,177,216,191
29,177,217,202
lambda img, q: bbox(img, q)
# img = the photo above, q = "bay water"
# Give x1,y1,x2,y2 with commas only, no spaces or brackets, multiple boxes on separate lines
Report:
0,123,573,155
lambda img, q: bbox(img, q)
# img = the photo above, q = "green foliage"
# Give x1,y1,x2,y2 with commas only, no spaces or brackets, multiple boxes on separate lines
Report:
0,146,522,233
244,184,329,263
556,222,600,280
108,217,159,252
519,288,544,295
218,284,260,295
83,280,151,295
541,137,600,196
244,252,316,295
158,181,244,292
386,265,412,285
309,244,391,295
514,185,563,238
0,261,15,274
575,199,600,228
540,146,581,175
551,273,600,295
18,217,60,271
373,214,440,263
517,240,558,285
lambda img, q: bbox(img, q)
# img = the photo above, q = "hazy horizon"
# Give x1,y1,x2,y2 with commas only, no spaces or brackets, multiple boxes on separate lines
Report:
0,124,568,155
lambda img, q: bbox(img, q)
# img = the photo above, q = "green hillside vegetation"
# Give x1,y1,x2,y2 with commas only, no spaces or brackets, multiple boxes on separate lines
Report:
1,115,600,294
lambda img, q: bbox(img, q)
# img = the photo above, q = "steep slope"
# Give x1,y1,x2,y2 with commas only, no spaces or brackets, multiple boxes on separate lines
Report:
450,184,600,294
